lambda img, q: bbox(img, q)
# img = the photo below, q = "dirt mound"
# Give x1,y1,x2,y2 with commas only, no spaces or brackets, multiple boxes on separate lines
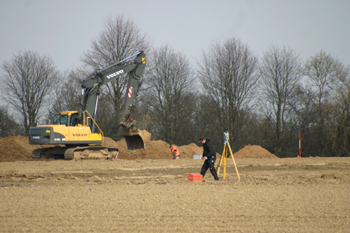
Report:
114,139,204,160
0,136,276,162
232,145,278,158
178,143,203,158
0,135,42,162
114,139,169,159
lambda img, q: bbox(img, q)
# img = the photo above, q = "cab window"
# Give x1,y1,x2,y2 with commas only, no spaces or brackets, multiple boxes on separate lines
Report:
71,113,79,126
60,115,68,125
53,114,60,124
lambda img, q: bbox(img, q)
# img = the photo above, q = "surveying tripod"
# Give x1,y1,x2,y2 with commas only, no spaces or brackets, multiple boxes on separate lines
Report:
217,132,240,180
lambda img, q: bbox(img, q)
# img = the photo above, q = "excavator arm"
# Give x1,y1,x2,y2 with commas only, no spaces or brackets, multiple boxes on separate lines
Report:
79,51,146,133
79,51,150,149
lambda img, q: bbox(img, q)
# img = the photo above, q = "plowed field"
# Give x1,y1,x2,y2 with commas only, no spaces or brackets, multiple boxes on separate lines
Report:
0,136,349,232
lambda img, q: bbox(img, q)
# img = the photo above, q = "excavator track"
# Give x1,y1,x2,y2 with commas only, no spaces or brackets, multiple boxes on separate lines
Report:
65,146,119,160
32,146,119,160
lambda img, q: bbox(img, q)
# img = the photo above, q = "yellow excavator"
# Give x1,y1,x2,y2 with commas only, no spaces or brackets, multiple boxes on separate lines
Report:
29,51,151,159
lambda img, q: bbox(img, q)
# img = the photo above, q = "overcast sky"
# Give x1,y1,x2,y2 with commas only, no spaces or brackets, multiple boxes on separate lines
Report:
1,0,349,72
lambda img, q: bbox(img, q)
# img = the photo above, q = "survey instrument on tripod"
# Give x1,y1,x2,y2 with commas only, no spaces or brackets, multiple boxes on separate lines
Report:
217,132,240,180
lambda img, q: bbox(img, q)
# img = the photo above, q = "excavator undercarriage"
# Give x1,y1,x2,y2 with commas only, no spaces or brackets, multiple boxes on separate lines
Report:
32,145,119,160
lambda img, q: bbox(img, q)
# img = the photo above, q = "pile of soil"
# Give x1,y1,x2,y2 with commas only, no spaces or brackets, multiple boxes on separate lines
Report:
233,144,278,158
106,139,204,160
0,135,40,162
0,136,277,162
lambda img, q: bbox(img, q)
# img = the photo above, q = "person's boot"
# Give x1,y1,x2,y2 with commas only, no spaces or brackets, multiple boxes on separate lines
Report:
211,168,219,181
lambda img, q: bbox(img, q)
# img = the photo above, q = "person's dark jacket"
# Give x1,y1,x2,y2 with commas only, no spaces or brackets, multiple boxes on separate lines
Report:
202,139,216,158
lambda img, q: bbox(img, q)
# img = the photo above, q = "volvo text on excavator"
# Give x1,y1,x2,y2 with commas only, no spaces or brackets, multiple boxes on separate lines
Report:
29,51,151,160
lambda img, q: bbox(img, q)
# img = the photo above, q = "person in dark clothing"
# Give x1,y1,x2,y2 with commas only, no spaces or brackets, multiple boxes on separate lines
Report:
199,137,219,181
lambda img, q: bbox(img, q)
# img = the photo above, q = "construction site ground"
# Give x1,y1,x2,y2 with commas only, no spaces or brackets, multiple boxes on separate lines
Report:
0,136,349,232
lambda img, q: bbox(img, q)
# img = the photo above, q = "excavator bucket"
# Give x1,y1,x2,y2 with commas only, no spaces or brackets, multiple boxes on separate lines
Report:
123,129,151,150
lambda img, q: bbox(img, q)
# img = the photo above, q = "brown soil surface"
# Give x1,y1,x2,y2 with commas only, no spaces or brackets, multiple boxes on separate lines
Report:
1,136,349,232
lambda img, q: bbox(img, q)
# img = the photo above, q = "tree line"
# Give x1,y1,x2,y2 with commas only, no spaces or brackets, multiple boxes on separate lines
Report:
1,16,349,157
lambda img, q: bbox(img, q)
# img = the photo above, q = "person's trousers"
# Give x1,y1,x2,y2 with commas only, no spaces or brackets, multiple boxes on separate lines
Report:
200,156,219,180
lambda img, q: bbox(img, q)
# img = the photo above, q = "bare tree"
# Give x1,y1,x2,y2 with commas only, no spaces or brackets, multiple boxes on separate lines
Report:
45,69,82,124
80,15,151,140
259,45,303,155
290,84,319,156
197,37,258,151
331,61,350,156
0,106,23,137
304,50,341,156
305,51,338,102
144,45,196,145
0,51,60,135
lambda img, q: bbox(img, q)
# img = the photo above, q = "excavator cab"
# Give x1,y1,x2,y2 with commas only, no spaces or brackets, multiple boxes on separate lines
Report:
53,111,80,126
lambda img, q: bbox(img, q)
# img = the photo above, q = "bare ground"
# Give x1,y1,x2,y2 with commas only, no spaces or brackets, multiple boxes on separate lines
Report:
1,157,350,232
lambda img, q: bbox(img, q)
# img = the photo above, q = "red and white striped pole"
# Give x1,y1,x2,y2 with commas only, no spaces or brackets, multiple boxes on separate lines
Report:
298,132,301,158
128,86,133,98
